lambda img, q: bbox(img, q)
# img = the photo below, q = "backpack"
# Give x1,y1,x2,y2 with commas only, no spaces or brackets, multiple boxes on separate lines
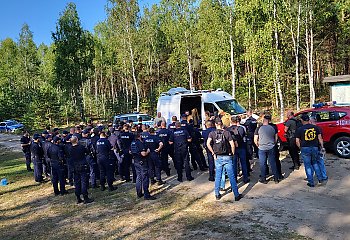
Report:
212,130,230,155
230,125,246,147
287,118,302,138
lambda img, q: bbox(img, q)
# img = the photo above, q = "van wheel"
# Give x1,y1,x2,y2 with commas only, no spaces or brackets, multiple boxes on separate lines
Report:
333,136,350,159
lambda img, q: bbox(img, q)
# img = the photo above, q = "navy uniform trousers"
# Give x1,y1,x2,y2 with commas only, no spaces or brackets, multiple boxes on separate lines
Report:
98,159,115,188
33,156,43,182
134,161,150,198
174,145,191,180
74,164,89,197
148,152,162,181
51,162,66,194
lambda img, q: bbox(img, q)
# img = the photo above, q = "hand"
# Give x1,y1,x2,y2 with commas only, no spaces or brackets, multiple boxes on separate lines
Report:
213,153,217,160
155,148,160,153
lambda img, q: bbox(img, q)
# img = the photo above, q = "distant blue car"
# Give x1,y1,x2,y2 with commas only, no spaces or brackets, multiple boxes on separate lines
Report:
0,120,24,132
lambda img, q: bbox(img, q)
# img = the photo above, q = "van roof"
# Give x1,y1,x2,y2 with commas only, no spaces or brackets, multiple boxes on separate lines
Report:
160,88,234,102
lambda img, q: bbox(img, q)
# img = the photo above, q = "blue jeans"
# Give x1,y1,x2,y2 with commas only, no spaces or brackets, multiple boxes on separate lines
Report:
258,148,278,181
300,147,323,185
215,155,239,198
220,147,249,188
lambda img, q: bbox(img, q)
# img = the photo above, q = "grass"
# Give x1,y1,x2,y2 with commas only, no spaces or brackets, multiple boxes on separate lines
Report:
0,149,309,240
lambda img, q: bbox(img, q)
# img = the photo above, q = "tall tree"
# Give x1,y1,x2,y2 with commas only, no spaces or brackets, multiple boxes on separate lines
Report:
52,2,94,121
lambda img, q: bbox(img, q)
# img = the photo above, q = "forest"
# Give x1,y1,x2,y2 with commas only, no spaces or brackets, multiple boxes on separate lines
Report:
0,0,349,130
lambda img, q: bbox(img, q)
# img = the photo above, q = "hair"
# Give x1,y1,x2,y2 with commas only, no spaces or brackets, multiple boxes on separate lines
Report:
175,121,181,128
100,131,107,138
161,121,167,127
172,116,177,122
149,128,155,134
123,124,129,130
205,120,214,128
191,108,200,126
70,136,78,144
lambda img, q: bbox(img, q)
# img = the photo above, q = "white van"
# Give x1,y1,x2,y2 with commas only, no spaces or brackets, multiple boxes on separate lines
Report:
156,87,246,128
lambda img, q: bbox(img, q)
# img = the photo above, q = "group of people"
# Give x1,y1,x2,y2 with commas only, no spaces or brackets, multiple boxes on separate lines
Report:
20,108,328,204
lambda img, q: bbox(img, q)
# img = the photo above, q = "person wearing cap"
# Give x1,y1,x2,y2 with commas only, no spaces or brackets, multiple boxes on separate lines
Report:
206,119,242,201
79,129,98,188
20,131,32,172
169,121,194,182
96,132,116,191
42,134,53,179
89,128,100,185
254,115,280,184
144,128,165,185
30,133,45,183
47,136,66,196
63,133,74,186
40,130,49,143
69,136,94,204
296,114,324,187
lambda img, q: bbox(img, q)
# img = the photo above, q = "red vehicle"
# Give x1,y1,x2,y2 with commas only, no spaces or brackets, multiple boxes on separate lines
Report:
277,105,350,158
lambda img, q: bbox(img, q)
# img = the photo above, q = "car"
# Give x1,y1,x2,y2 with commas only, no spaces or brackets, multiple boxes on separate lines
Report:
277,104,350,158
0,120,24,133
113,113,154,127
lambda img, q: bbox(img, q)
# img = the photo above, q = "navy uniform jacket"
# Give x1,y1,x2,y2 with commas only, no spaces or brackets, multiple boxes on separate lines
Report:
244,116,257,139
20,136,31,153
168,122,177,133
144,135,162,152
141,131,151,141
131,139,147,164
30,142,44,160
119,131,134,151
47,144,64,165
180,120,193,134
96,138,112,161
170,129,191,148
69,145,88,168
202,127,216,145
157,128,171,147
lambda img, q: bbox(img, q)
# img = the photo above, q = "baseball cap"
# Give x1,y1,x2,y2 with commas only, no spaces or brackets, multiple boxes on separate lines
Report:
301,114,310,121
33,133,40,140
53,128,60,132
62,130,69,135
53,136,60,143
42,130,49,135
181,113,187,118
82,129,89,135
46,134,53,140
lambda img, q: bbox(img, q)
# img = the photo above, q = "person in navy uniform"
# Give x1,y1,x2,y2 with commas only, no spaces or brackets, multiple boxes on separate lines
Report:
157,121,172,176
168,116,177,132
144,128,165,185
96,132,116,191
42,134,53,179
69,136,94,204
20,131,32,172
119,124,135,182
31,133,45,183
63,134,74,186
130,132,156,200
89,128,100,186
47,136,66,196
169,121,194,182
141,125,151,140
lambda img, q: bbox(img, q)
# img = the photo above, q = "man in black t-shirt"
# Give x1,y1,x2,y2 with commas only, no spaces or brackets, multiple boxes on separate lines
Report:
296,114,323,187
285,111,301,170
20,131,32,171
207,119,242,201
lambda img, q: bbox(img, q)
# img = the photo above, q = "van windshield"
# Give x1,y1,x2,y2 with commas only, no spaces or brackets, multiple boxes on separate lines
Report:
216,100,246,115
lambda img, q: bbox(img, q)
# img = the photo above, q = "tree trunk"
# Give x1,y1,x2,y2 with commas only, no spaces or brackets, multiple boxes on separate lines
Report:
305,3,315,107
253,64,257,110
229,6,235,99
185,31,194,91
274,0,284,122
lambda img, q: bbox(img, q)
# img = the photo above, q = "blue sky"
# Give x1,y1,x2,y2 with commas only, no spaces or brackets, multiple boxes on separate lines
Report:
0,0,160,45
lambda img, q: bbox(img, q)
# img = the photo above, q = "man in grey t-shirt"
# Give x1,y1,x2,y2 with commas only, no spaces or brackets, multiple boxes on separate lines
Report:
254,115,279,184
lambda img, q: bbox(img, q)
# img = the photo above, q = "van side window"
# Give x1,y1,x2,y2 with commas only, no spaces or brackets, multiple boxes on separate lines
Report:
204,103,216,114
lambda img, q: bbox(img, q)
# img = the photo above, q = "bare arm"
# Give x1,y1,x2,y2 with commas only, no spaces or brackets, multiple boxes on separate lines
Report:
318,134,324,149
206,137,216,160
254,135,259,147
296,138,301,149
155,142,164,152
229,140,235,155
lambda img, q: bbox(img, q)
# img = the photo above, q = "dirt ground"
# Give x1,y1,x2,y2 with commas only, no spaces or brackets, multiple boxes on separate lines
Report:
0,133,349,240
